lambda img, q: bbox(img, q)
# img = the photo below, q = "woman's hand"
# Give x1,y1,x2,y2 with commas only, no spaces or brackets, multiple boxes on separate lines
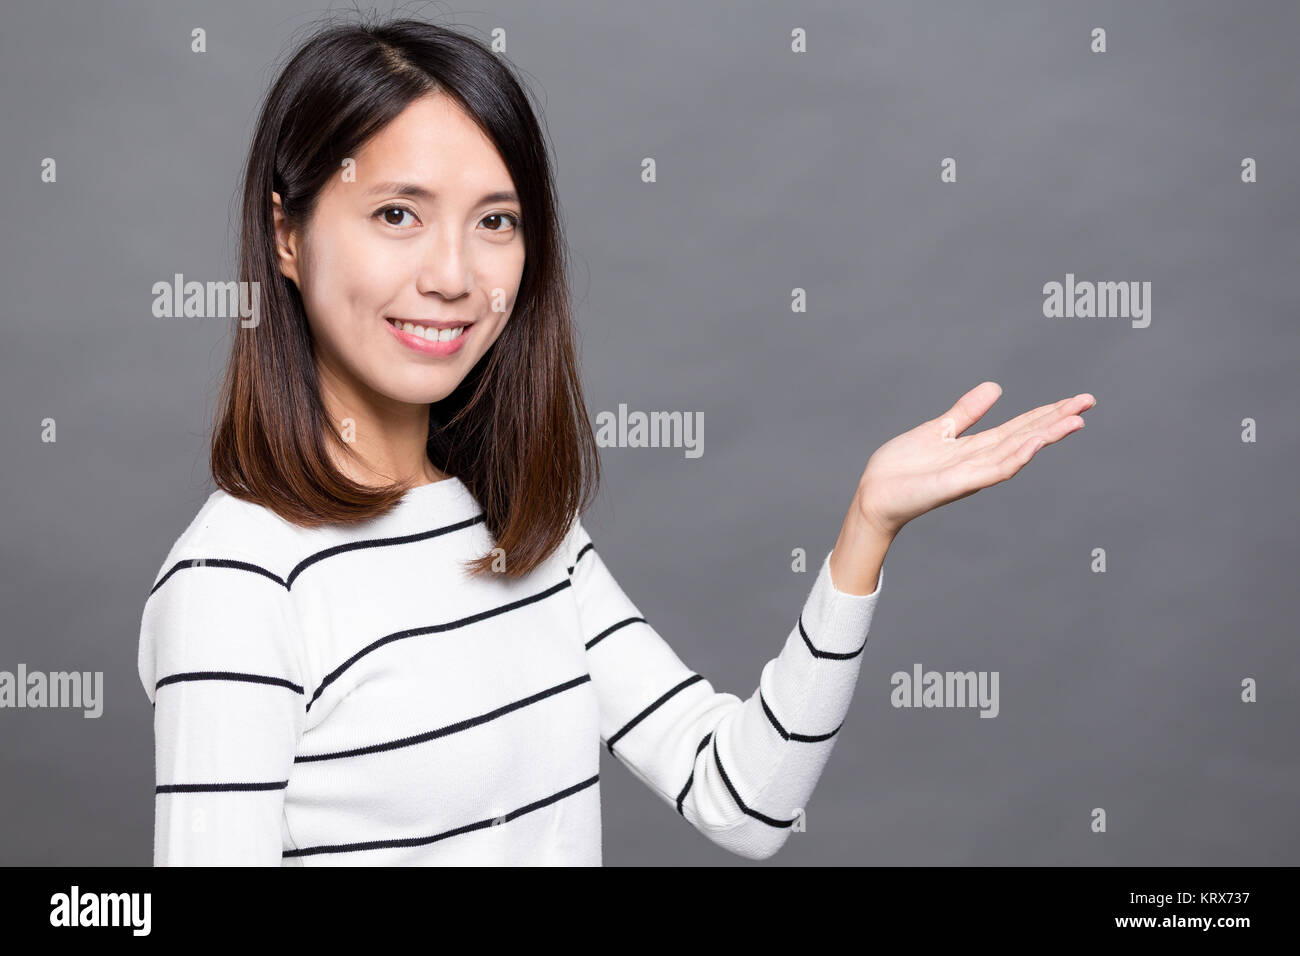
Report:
856,381,1096,538
827,382,1095,596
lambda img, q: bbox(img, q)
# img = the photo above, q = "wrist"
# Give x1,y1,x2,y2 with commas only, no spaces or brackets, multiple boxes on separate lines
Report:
853,486,904,541
829,505,895,596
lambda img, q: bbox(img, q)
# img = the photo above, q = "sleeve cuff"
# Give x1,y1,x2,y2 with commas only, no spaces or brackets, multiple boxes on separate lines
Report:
797,549,884,655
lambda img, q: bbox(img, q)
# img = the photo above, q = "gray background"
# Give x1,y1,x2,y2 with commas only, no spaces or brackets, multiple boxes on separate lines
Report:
1,0,1296,865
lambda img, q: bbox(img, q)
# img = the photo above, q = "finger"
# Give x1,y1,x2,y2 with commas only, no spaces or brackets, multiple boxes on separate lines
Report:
964,397,1060,449
972,392,1095,452
961,432,1049,492
936,381,1002,440
986,410,1085,465
998,433,1050,485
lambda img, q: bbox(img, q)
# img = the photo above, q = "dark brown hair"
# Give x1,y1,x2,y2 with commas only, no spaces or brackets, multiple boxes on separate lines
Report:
210,16,600,579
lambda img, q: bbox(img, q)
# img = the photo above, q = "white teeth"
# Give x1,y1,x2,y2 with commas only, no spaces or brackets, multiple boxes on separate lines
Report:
390,319,466,343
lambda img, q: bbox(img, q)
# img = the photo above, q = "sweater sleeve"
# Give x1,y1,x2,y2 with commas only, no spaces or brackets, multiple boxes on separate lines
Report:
565,520,884,861
137,551,307,866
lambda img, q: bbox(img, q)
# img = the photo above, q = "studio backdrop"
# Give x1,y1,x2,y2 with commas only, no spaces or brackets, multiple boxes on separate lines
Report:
0,0,1296,865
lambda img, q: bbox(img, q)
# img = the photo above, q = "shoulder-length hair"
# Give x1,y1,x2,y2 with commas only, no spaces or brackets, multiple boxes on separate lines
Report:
211,16,600,579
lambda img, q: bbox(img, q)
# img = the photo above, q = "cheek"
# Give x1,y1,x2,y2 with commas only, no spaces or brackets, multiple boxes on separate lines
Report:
301,234,405,331
484,247,526,318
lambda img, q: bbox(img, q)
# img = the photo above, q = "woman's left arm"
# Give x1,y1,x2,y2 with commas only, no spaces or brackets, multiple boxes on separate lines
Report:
567,516,884,862
571,382,1094,860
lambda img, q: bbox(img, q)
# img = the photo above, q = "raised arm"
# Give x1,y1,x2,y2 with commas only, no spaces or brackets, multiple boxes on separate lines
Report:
566,519,885,861
137,551,307,865
566,382,1096,860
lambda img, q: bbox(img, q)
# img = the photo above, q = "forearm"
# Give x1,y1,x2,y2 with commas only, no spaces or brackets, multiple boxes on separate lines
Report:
828,505,894,596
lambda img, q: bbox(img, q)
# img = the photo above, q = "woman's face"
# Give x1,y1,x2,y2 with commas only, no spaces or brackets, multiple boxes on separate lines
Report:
274,92,526,409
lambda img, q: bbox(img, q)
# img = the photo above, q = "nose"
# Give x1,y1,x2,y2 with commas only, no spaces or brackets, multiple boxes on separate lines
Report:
414,224,474,299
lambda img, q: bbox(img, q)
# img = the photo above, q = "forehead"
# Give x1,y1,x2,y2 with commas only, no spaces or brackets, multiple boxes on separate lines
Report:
347,92,513,195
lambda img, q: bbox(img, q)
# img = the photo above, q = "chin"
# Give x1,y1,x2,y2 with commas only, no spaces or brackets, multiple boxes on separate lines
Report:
400,382,465,406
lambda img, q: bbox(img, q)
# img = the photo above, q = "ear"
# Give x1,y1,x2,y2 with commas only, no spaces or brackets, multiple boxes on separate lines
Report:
271,191,300,286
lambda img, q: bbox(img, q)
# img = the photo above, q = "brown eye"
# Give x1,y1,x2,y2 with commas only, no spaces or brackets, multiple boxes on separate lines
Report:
482,213,520,232
378,206,416,227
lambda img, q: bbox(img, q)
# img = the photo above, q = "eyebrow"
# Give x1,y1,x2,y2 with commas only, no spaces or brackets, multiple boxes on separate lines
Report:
364,182,519,205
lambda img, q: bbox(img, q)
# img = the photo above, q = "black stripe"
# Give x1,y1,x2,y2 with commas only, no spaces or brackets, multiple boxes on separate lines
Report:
146,513,485,599
789,722,843,742
305,578,573,712
711,738,797,828
296,674,592,763
758,688,843,742
584,616,646,650
675,732,714,816
281,773,600,858
607,674,704,754
566,540,595,575
155,671,304,695
798,614,866,660
670,695,839,819
285,513,486,589
149,558,285,597
573,538,641,645
156,781,288,794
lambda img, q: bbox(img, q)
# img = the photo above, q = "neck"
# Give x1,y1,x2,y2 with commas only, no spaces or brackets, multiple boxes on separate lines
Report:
315,361,445,489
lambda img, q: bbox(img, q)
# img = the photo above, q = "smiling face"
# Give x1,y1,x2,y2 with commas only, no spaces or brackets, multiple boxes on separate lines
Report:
273,91,526,414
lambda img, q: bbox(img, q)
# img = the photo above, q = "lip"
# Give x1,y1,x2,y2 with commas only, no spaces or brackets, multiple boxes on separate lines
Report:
385,317,472,357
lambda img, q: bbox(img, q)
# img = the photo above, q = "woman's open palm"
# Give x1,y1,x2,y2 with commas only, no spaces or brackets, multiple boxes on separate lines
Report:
855,382,1096,537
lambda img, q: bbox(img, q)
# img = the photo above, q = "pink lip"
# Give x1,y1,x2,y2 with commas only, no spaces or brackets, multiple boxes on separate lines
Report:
385,318,471,357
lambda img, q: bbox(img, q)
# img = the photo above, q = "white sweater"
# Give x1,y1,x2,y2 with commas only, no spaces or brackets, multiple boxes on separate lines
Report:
137,476,884,865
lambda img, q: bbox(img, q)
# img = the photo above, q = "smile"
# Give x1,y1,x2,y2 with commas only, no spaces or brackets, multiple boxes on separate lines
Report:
385,317,472,356
387,318,468,342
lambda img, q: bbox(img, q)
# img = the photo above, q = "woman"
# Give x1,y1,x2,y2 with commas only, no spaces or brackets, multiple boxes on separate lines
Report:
137,17,1093,866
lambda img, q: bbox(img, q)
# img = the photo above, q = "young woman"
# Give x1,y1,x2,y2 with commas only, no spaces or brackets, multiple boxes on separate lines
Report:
137,18,1094,866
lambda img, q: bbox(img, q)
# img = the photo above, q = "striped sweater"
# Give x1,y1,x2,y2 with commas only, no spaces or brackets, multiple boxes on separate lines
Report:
137,475,885,865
